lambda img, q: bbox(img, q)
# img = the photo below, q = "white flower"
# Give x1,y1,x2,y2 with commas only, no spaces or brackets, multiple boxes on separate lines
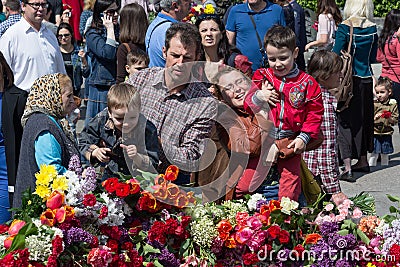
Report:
280,197,299,215
247,193,265,211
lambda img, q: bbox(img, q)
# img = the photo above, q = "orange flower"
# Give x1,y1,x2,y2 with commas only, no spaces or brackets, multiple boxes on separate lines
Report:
186,191,196,205
305,233,322,244
217,219,232,240
46,191,65,210
167,183,180,198
40,209,56,227
225,234,237,248
154,174,166,186
8,220,26,236
64,205,75,221
164,165,179,181
175,193,189,208
127,178,141,194
259,205,271,225
268,200,281,212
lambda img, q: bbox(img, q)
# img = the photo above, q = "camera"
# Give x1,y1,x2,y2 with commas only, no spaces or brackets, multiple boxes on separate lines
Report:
105,139,124,161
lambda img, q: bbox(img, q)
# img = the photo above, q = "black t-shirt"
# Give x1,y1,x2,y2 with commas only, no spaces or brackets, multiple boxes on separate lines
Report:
48,0,62,24
62,52,74,85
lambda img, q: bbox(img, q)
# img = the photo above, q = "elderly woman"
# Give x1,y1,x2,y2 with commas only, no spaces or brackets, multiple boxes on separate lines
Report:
332,0,378,178
0,52,27,221
14,74,79,208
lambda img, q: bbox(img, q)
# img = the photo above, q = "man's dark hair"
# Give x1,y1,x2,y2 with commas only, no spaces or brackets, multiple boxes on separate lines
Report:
164,23,202,58
264,25,297,52
5,0,20,11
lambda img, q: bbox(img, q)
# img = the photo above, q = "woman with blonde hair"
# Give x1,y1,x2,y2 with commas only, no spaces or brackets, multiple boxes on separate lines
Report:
305,0,342,51
333,0,378,180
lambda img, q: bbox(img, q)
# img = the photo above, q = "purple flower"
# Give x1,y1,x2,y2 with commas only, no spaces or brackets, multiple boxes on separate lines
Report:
64,227,94,246
68,154,83,175
256,199,268,211
320,221,339,236
210,237,224,255
157,249,180,267
81,166,97,193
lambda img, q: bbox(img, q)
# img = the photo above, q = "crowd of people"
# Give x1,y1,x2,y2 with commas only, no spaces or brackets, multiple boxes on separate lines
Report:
0,0,399,224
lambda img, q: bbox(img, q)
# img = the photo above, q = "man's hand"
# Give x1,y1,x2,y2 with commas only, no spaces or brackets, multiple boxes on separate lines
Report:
120,144,137,160
92,147,111,163
287,137,306,154
256,80,280,107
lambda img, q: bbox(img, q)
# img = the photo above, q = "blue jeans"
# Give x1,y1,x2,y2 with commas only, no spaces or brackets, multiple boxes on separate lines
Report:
85,84,110,126
0,146,10,223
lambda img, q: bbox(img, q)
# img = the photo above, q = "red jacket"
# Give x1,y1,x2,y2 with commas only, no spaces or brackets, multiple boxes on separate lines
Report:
244,68,324,139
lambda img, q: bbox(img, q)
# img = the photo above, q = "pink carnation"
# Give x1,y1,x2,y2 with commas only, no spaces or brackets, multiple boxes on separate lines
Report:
351,207,363,219
87,246,113,267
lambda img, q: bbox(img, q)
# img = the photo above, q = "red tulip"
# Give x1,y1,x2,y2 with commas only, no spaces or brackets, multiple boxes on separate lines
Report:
46,191,65,210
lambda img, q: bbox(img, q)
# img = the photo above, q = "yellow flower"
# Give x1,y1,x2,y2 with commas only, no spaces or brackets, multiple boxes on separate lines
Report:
204,4,215,14
35,185,51,199
35,164,57,186
52,175,69,192
366,263,376,267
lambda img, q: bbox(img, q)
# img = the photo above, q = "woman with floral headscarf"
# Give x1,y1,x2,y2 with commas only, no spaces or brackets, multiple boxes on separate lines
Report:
13,74,79,208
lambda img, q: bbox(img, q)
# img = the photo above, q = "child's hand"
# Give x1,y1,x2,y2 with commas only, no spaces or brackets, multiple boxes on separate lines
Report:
257,80,280,107
92,148,111,163
374,113,382,120
120,144,137,160
287,138,306,154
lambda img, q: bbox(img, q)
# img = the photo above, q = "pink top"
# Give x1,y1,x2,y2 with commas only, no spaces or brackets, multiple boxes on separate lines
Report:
317,13,336,49
376,34,400,83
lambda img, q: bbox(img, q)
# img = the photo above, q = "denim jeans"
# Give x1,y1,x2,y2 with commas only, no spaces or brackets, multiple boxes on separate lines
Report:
85,84,110,127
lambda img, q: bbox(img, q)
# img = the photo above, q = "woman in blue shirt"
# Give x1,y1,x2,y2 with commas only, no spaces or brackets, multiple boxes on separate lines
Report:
13,74,79,208
333,0,378,180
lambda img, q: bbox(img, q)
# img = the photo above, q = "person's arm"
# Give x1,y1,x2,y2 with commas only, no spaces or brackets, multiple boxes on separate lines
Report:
86,27,117,61
300,79,324,140
389,99,399,125
332,24,347,55
226,30,236,46
305,14,329,50
35,131,67,174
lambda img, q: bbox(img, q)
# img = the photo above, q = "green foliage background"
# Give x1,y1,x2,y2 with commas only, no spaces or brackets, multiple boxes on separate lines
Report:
297,0,400,18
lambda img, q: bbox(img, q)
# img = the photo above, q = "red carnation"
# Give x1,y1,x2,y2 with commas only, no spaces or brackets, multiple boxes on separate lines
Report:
381,110,392,119
106,239,119,253
52,235,64,255
83,194,97,207
389,244,400,263
115,183,131,198
266,225,281,239
278,230,290,244
99,206,108,219
91,236,99,248
0,224,9,234
47,255,58,267
102,177,119,193
165,218,179,235
242,252,259,265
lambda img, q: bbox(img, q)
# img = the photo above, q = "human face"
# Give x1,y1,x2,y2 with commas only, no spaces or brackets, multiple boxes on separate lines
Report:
375,85,391,103
22,0,48,30
125,61,148,75
109,106,128,132
104,2,119,24
57,28,72,45
163,36,198,89
122,104,140,133
320,70,343,89
199,20,222,49
61,82,75,116
218,71,251,108
175,0,191,21
266,45,298,77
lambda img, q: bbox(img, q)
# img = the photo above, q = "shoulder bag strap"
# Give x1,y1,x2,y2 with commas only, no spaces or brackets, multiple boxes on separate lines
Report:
248,14,264,52
384,52,400,83
146,20,170,52
123,43,131,53
347,21,353,54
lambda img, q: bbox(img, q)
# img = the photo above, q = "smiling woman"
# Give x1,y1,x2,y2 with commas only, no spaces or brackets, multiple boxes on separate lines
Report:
13,73,79,208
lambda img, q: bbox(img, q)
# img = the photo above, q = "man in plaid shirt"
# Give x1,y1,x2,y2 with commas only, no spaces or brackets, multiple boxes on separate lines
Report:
128,23,217,184
0,0,22,37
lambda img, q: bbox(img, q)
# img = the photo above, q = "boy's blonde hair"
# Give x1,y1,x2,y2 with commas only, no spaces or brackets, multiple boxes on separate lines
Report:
107,83,140,110
307,51,343,84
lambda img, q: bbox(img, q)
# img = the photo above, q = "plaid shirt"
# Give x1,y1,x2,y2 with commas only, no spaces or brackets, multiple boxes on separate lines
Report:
128,67,217,173
0,14,22,37
302,88,341,194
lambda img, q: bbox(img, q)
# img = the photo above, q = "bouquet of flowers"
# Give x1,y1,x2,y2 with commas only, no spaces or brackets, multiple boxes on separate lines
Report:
182,3,215,24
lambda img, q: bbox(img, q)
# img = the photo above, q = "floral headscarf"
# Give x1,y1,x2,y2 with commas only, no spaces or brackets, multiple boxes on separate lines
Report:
22,73,74,140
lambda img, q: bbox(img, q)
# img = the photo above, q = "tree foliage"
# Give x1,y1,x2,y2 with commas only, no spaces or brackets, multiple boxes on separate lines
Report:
297,0,400,18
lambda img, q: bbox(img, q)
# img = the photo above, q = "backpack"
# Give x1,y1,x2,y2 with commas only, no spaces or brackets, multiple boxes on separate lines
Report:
329,21,354,112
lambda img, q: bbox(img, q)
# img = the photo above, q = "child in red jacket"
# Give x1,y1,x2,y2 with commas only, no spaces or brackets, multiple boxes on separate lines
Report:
244,25,324,202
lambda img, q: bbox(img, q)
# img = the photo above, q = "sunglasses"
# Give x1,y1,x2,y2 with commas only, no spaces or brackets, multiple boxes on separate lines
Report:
58,33,71,38
26,2,49,9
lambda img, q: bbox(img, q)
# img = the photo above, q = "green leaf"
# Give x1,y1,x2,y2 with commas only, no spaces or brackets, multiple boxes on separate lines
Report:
337,229,349,236
142,243,160,254
387,194,400,203
356,228,370,245
153,260,164,267
382,214,397,224
389,206,399,214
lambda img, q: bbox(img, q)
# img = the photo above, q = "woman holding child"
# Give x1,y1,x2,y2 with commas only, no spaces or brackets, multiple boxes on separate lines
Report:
14,74,79,208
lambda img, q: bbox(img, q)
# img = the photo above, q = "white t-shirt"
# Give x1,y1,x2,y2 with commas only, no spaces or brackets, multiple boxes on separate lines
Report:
0,17,66,91
317,13,337,50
